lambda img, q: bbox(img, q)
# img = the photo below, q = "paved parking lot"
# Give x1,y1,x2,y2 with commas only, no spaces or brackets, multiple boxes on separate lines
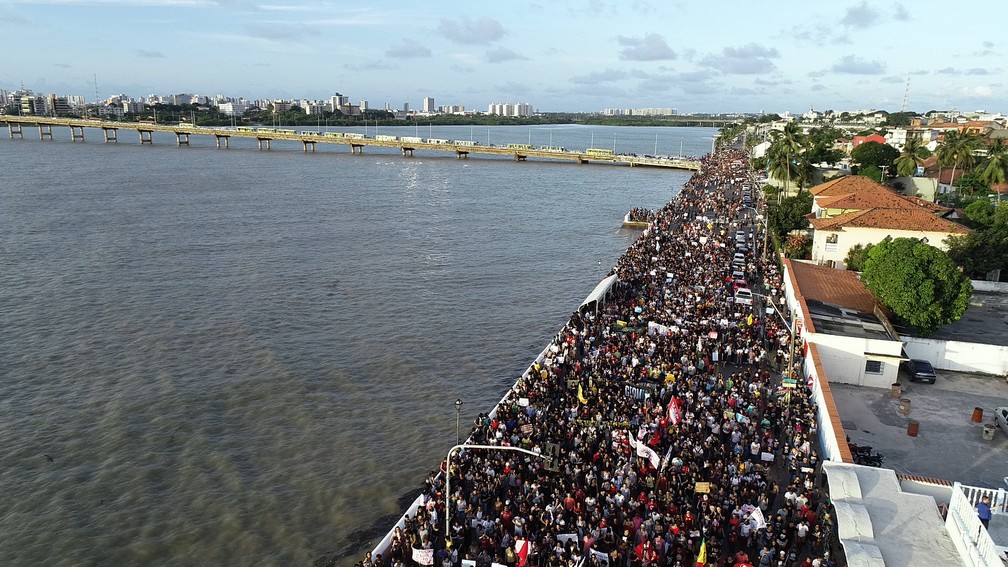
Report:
830,367,1008,489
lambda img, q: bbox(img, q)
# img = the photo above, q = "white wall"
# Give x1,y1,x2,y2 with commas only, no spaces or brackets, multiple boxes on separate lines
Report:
809,332,902,388
903,336,1008,376
811,226,958,269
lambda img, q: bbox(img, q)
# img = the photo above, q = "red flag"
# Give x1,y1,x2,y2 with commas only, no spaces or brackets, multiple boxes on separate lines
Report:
515,539,529,567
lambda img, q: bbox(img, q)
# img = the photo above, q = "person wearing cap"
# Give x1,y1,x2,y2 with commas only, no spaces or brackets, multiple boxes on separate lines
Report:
977,495,992,528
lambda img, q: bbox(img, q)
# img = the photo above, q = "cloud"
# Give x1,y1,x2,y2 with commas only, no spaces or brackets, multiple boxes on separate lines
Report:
450,64,474,73
879,75,903,83
386,39,431,59
136,49,165,58
841,1,879,27
700,43,779,74
960,85,993,99
438,16,505,45
617,33,676,61
571,69,630,85
973,40,997,57
0,9,31,24
811,84,826,91
485,48,527,63
246,22,317,42
910,69,929,76
965,68,990,76
935,67,961,76
831,55,885,74
672,71,718,95
893,2,910,19
53,62,72,68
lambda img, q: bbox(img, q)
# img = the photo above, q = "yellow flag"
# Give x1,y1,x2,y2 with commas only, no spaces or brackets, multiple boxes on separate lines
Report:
577,384,588,405
695,538,706,566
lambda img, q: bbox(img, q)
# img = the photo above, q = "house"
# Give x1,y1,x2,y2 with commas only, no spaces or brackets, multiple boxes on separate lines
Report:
852,134,886,149
805,176,969,268
782,259,904,388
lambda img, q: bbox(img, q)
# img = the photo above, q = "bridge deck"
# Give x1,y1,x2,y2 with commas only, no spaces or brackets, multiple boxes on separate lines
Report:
1,116,701,171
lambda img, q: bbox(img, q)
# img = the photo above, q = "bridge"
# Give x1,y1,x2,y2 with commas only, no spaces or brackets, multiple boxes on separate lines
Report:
0,116,701,171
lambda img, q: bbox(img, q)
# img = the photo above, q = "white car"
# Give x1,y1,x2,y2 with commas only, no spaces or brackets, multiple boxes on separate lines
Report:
734,288,753,305
996,407,1008,437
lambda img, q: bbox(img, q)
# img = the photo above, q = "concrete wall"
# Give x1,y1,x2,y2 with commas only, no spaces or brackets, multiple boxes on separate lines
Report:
972,280,1008,293
811,226,957,269
804,343,853,463
903,336,1008,376
808,332,902,388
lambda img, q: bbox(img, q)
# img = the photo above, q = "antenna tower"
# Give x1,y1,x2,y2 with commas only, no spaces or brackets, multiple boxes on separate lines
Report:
901,76,910,113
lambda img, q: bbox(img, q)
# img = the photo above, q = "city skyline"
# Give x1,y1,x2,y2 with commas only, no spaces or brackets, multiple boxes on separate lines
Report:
0,0,1005,114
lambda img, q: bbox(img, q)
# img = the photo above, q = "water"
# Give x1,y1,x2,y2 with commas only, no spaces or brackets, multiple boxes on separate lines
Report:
0,125,714,566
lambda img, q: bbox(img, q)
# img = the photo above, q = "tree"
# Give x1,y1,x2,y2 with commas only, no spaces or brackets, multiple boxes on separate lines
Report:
894,134,929,177
861,237,973,336
956,169,990,198
850,141,899,174
945,202,1008,279
844,243,873,271
858,165,883,182
768,190,813,239
981,138,1008,187
936,131,981,192
766,122,810,194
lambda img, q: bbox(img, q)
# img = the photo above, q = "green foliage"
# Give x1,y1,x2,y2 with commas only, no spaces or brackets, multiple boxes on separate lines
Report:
946,202,1008,279
883,112,916,127
895,134,929,177
957,169,990,197
844,243,873,271
850,141,899,172
858,165,883,182
804,128,845,165
981,139,1008,187
768,190,813,239
862,237,973,336
783,234,811,259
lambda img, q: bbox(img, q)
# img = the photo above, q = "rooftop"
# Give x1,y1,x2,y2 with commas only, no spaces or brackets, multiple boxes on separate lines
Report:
809,208,970,234
816,187,920,211
788,260,880,314
809,175,889,197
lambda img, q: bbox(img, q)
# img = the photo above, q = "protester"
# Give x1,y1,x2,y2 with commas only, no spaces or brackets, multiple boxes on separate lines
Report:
380,147,833,567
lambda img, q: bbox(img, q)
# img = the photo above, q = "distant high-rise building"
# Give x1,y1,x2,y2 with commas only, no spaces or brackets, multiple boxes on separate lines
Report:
488,102,531,117
423,97,435,113
403,102,409,113
360,100,368,111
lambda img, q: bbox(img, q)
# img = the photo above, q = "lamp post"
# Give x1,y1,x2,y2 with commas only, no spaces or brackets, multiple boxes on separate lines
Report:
443,444,545,541
454,399,463,446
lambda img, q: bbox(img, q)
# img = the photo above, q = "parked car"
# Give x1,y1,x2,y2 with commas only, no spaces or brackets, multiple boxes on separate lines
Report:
996,407,1008,437
732,279,748,291
905,359,937,383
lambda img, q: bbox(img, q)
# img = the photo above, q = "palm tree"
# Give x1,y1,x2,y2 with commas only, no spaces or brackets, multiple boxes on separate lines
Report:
981,139,1008,187
937,130,981,193
894,134,928,177
766,122,808,196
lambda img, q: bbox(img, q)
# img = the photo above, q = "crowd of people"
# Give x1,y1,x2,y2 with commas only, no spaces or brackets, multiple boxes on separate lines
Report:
625,208,656,224
370,148,838,567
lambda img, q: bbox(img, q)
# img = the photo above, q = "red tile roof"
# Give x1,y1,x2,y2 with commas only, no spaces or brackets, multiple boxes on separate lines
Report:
809,208,970,234
816,187,919,211
788,260,880,314
809,175,889,197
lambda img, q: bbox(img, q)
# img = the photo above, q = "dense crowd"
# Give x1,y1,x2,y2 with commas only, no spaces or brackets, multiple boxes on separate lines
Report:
625,208,656,223
370,148,837,567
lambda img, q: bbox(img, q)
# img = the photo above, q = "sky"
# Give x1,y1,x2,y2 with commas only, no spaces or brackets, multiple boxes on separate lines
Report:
0,0,1005,114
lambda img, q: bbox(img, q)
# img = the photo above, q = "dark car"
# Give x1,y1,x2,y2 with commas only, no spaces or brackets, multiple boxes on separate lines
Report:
906,359,937,383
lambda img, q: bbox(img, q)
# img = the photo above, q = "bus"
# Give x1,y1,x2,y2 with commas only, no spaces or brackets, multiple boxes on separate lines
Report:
507,143,534,151
585,148,614,158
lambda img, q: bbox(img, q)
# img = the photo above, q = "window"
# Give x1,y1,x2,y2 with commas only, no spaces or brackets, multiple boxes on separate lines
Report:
865,360,884,374
826,234,838,244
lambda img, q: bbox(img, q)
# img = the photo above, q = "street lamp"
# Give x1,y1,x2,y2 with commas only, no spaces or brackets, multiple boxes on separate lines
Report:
454,399,463,446
443,444,545,541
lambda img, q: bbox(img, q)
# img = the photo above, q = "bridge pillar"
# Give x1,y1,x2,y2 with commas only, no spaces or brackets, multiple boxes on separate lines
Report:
70,125,85,142
456,150,469,159
514,154,526,161
351,143,363,154
258,137,271,151
216,134,230,149
402,147,414,157
139,130,153,144
38,124,53,140
302,140,315,152
176,132,189,146
103,127,118,143
9,123,23,139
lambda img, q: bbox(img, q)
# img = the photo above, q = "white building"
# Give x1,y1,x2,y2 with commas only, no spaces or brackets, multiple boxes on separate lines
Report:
218,101,249,117
487,102,531,117
782,259,904,389
422,97,435,113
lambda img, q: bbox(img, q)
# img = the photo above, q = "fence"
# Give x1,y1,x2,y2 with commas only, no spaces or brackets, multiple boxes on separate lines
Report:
945,482,1006,567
